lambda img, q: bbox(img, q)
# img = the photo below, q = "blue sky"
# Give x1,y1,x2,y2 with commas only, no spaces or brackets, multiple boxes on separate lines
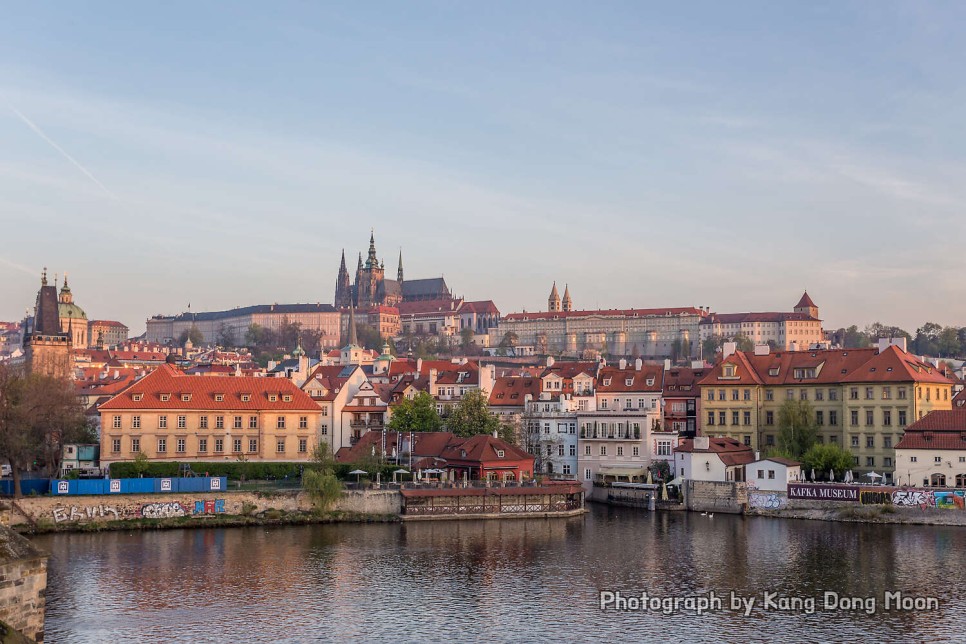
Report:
2,2,964,333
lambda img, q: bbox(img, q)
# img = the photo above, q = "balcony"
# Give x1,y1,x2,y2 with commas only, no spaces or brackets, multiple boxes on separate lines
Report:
350,420,385,430
579,429,641,440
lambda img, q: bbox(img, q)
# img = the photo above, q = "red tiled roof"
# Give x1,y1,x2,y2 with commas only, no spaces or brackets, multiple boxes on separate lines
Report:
489,377,540,406
954,389,966,408
839,345,953,385
677,437,756,466
663,367,705,395
896,411,966,450
99,364,319,411
795,291,816,309
89,320,129,328
702,312,819,324
504,307,705,321
397,299,460,315
597,365,664,393
696,352,765,387
458,300,500,315
439,434,532,463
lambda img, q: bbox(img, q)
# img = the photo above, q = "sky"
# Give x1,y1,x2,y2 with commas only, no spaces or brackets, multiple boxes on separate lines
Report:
1,1,964,334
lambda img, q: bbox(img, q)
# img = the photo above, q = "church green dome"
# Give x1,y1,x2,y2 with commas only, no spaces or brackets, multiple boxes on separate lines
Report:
58,301,87,320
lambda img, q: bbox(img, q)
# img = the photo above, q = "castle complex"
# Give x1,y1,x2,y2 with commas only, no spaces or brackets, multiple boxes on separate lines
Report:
334,232,452,309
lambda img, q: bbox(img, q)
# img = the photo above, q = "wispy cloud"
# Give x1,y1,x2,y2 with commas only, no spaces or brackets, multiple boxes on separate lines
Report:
8,105,120,201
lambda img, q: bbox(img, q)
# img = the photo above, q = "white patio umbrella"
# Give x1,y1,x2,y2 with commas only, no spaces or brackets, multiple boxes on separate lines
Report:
830,469,835,482
866,471,882,481
646,470,653,485
393,468,410,483
348,469,367,483
811,468,816,482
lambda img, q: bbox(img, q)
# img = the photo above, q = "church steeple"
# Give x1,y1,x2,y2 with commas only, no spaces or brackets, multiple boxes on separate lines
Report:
397,249,404,283
366,230,378,269
335,249,353,309
562,284,573,312
548,282,561,312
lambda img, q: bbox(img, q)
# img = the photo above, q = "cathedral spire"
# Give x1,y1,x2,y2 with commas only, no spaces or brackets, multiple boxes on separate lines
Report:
41,267,48,287
366,230,378,269
562,284,573,312
348,304,358,347
548,281,561,312
397,249,404,283
335,249,353,309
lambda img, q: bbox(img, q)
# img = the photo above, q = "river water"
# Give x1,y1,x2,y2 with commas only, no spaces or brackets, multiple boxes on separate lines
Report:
32,505,966,642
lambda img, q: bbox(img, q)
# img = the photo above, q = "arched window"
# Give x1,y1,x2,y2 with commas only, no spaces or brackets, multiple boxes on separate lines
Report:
930,473,947,487
956,474,966,488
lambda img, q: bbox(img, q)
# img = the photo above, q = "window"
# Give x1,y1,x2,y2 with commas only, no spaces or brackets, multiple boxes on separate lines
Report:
732,411,739,425
743,436,751,446
215,438,224,453
882,387,891,400
157,438,167,453
866,457,874,467
216,416,224,429
657,441,672,456
276,439,286,453
786,390,795,401
177,439,186,453
765,390,774,401
600,446,607,456
718,389,725,401
718,411,726,426
865,410,874,426
850,410,859,426
850,388,858,400
246,416,256,429
766,435,775,446
215,394,224,402
584,468,592,481
322,407,328,416
708,412,715,426
570,445,576,456
815,390,824,401
617,446,624,456
269,394,277,402
829,410,838,426
283,395,292,402
559,445,565,456
743,389,751,401
112,415,121,429
585,445,591,456
866,436,874,448
249,439,258,453
816,411,824,426
158,415,167,429
829,389,838,401
132,394,142,402
175,415,185,429
899,410,907,426
851,435,859,448
299,416,308,429
111,438,121,453
233,416,243,429
241,394,251,402
181,394,191,402
732,389,739,401
299,439,308,453
707,390,714,401
131,438,140,453
743,411,751,425
909,456,917,463
277,416,286,429
757,469,765,479
199,439,207,452
200,415,208,429
884,457,893,467
883,410,892,426
632,446,640,457
768,470,775,480
898,387,907,400
766,411,774,425
800,389,807,401
321,424,328,436
233,439,242,453
934,456,942,464
562,465,572,475
865,387,873,400
883,436,892,448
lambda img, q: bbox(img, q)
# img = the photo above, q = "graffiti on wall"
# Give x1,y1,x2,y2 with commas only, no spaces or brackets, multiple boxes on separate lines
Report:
892,490,935,509
933,491,966,510
52,505,120,523
140,502,188,519
193,499,226,515
748,492,787,510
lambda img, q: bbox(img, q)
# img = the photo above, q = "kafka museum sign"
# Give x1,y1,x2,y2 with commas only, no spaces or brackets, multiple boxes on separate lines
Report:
787,484,859,502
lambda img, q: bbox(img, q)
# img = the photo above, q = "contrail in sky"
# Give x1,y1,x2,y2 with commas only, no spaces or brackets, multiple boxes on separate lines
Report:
0,256,36,276
8,105,120,201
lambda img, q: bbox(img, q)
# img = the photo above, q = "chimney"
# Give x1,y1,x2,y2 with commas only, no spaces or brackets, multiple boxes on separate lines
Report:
619,358,627,370
416,357,423,374
635,358,643,371
429,368,438,390
877,337,907,353
722,342,737,359
663,358,671,371
754,343,770,356
492,429,499,438
790,341,798,352
546,355,555,368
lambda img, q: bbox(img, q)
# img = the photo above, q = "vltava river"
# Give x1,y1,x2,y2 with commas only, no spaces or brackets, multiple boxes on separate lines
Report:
33,505,966,642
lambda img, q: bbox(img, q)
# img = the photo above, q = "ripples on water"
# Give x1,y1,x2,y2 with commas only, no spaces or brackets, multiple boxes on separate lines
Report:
33,506,966,643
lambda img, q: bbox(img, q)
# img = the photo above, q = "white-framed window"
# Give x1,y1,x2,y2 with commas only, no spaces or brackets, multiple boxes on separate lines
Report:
277,416,286,429
584,468,592,481
176,439,186,453
177,415,186,429
112,415,121,429
158,415,167,429
157,438,166,453
276,439,286,453
249,438,258,453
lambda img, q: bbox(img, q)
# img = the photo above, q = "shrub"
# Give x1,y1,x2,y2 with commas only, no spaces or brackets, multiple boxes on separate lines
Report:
304,470,343,514
240,501,257,516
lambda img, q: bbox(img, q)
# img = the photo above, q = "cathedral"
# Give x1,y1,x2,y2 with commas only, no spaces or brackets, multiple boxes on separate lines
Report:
334,232,452,309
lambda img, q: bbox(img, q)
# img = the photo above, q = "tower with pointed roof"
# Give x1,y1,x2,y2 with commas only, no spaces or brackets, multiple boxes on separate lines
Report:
793,291,819,319
397,249,404,283
548,282,561,312
24,267,72,378
58,271,89,349
335,250,353,309
562,284,573,312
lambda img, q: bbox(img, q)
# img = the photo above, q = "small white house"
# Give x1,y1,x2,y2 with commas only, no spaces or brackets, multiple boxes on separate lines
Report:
748,457,801,492
674,436,755,483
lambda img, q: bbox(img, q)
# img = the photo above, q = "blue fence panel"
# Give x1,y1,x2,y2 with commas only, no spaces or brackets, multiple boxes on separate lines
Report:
0,479,50,496
47,476,228,496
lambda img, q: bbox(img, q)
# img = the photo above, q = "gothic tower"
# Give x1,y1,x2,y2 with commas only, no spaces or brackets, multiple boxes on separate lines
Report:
562,284,573,312
24,268,72,378
354,252,364,307
548,282,561,312
335,250,353,308
793,291,819,319
397,249,404,283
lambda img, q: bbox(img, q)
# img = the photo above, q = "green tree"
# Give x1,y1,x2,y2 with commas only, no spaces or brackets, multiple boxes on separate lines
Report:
177,325,204,347
937,326,961,358
460,327,474,353
355,323,383,350
215,323,236,348
776,399,819,459
387,391,443,433
840,325,871,349
499,331,518,348
132,451,150,477
302,469,343,514
446,389,513,442
312,441,336,473
801,443,854,479
732,333,754,352
702,334,725,360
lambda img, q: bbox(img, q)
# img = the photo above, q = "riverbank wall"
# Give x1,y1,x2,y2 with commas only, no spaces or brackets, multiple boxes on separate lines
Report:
0,522,47,642
7,489,401,532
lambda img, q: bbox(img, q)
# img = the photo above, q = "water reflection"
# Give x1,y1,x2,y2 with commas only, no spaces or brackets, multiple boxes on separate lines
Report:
34,506,966,642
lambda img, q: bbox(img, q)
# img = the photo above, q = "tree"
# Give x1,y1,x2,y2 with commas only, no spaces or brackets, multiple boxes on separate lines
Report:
355,324,383,351
776,400,818,459
447,390,513,442
215,323,236,348
387,392,443,433
303,469,343,514
801,443,854,480
701,335,725,360
937,327,961,358
132,451,150,477
177,325,204,347
914,322,942,356
0,366,88,497
840,325,870,349
312,441,336,472
460,327,475,353
732,333,754,352
864,322,910,343
499,331,518,348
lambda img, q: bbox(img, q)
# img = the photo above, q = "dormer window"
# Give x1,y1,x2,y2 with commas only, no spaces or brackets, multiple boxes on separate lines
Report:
625,378,634,386
269,394,278,402
215,394,224,402
769,368,780,376
461,449,467,457
241,394,251,402
132,393,143,402
160,393,170,402
181,394,191,402
283,395,292,402
497,450,505,458
646,378,655,386
603,378,612,387
723,365,737,378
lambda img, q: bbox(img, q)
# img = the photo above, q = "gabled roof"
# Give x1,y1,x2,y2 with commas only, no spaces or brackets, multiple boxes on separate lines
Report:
663,367,705,395
795,291,816,309
489,377,540,406
99,364,319,411
597,365,663,393
676,437,755,466
696,352,764,387
896,410,966,450
401,277,450,299
397,299,460,315
458,300,500,315
839,345,953,385
439,434,532,463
